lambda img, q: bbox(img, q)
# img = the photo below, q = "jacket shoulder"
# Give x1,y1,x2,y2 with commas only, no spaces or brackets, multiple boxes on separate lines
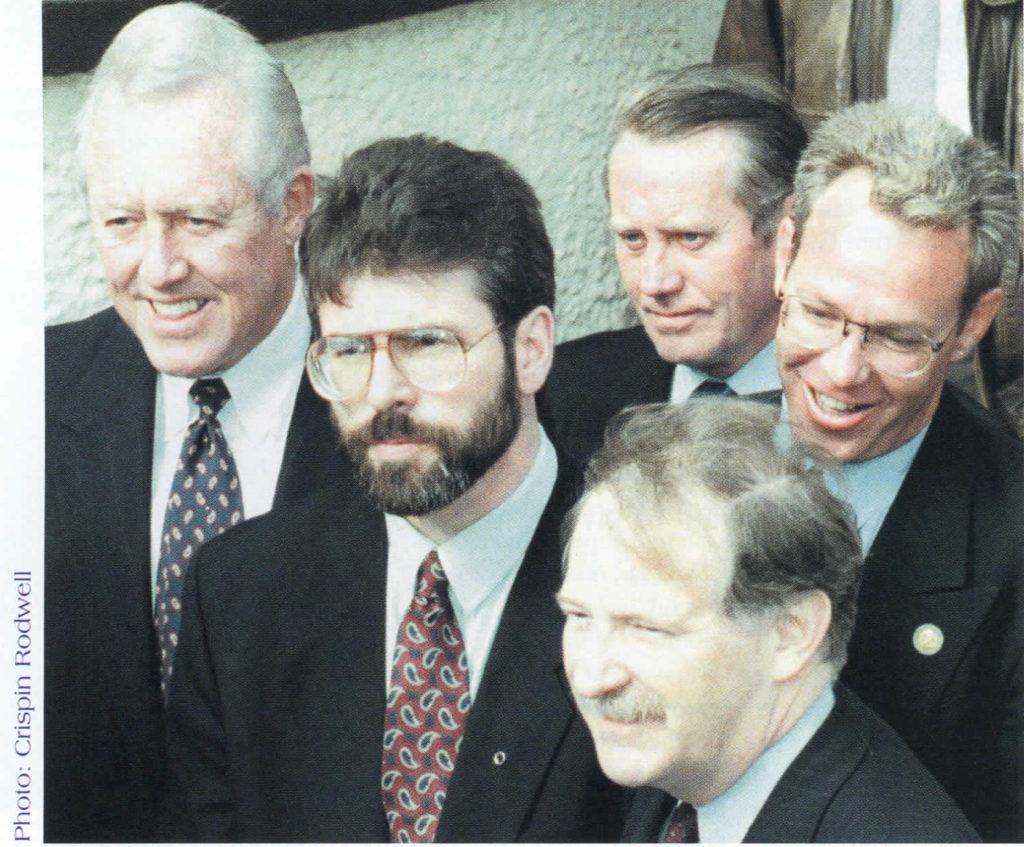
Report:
552,325,654,368
812,688,980,842
46,308,134,392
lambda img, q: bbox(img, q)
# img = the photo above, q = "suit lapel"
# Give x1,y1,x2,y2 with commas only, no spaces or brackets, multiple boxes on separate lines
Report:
844,388,987,714
622,789,676,842
866,389,972,593
274,371,351,504
57,318,156,578
436,465,580,841
55,317,157,669
293,496,391,841
745,687,868,842
51,315,164,759
629,326,675,405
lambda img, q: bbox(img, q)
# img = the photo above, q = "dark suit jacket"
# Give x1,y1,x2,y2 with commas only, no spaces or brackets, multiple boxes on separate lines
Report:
163,462,627,842
840,384,1023,842
44,307,353,842
622,685,979,843
540,326,672,467
540,326,780,466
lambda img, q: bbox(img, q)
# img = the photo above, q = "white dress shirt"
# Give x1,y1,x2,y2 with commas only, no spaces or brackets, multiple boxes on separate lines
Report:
383,426,558,699
669,340,781,403
677,687,835,843
149,279,311,590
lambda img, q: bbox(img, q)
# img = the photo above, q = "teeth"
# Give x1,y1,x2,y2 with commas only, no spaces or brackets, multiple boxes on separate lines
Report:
152,299,205,317
814,390,863,413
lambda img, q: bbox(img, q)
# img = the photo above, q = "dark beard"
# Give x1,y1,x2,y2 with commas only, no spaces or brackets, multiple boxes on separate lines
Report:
336,362,521,515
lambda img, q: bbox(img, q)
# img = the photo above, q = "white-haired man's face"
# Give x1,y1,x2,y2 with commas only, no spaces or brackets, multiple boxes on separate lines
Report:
84,82,303,378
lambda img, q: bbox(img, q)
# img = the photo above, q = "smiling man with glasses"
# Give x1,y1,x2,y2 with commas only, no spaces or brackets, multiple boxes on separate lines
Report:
774,101,1022,841
162,135,626,842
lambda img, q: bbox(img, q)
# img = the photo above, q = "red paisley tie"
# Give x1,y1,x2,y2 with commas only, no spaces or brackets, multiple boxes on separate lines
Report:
381,551,472,842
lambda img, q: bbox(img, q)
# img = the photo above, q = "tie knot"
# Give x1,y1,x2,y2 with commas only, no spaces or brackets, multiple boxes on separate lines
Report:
190,378,231,417
692,378,735,399
414,550,450,604
665,800,699,842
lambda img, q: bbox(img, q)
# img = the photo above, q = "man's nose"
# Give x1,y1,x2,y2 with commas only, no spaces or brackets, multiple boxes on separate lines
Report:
565,629,631,700
637,243,684,299
363,345,417,411
137,223,189,290
820,330,872,386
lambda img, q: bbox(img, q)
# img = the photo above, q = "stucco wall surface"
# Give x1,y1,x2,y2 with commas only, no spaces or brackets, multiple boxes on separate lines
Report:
43,0,726,339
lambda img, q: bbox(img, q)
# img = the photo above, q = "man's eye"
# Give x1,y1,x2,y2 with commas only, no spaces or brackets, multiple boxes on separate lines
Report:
406,329,450,347
326,338,368,357
628,622,669,636
186,217,216,230
617,231,646,251
677,232,709,249
396,329,457,355
105,216,133,228
875,331,924,353
800,303,836,324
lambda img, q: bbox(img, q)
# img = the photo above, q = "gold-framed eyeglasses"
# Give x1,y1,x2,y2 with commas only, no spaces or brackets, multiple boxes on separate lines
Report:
778,293,956,379
306,324,503,402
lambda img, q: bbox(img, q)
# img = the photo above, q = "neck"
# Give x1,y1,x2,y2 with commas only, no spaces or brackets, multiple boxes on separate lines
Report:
677,666,832,807
406,400,541,545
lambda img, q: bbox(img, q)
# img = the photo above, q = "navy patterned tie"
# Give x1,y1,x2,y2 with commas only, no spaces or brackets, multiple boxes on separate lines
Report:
664,800,699,842
381,551,472,842
154,378,244,701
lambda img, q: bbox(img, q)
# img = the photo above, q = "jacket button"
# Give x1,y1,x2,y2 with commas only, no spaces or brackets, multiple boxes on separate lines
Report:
492,751,507,766
913,623,944,656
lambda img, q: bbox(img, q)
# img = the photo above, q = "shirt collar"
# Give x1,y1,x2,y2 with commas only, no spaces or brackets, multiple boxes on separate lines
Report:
776,397,929,552
384,424,558,616
669,340,780,402
696,686,835,843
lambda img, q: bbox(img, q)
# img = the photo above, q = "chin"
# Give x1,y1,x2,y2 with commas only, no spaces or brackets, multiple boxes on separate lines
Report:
594,746,666,790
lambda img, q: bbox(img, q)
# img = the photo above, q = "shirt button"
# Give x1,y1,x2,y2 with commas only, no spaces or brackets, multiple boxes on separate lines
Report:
492,750,507,766
913,623,944,656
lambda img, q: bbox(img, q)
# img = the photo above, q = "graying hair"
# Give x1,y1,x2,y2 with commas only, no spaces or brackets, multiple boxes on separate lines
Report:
76,2,309,212
564,399,862,672
792,101,1020,319
611,63,807,240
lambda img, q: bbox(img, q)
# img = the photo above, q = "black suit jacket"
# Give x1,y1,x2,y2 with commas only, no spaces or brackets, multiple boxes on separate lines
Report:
840,384,1023,841
622,685,979,843
163,461,626,842
540,326,672,466
540,326,780,465
44,307,353,842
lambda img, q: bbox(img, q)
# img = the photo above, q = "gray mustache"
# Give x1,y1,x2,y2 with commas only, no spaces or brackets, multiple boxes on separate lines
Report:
574,686,666,723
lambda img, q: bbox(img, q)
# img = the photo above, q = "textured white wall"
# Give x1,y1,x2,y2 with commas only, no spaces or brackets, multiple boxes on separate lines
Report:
44,0,727,339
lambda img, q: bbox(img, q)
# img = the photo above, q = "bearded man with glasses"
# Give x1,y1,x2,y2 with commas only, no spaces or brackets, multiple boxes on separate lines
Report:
773,100,1022,842
161,135,627,842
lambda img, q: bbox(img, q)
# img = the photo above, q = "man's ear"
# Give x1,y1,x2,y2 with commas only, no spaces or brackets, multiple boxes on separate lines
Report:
949,287,1002,362
773,215,796,299
769,590,832,682
282,166,315,245
514,305,555,396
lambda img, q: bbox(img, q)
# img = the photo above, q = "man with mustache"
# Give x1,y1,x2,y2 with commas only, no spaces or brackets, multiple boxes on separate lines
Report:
558,399,978,842
44,5,352,841
541,64,805,466
163,135,626,842
774,101,1022,841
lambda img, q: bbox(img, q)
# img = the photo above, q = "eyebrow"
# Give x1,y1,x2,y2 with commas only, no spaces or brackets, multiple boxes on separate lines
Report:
793,290,938,336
